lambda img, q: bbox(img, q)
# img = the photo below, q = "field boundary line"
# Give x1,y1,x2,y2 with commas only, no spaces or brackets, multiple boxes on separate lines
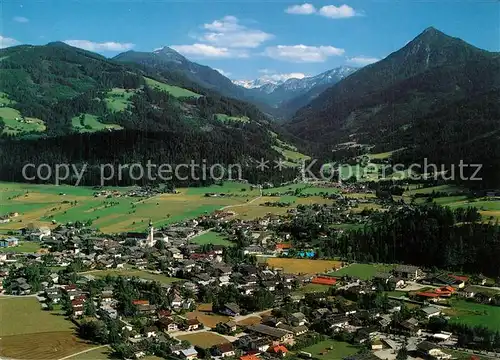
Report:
57,344,110,360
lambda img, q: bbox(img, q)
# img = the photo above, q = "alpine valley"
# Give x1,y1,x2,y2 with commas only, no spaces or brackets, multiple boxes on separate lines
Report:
0,27,498,186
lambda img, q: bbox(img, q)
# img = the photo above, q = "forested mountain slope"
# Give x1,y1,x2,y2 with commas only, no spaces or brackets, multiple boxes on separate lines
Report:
0,42,300,185
285,27,500,187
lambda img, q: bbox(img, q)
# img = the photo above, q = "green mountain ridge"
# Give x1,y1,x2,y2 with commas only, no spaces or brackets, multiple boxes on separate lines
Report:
285,27,500,187
0,42,301,185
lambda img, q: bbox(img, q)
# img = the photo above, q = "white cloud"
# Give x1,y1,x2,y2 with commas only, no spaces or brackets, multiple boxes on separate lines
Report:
264,44,345,63
204,16,243,33
170,43,248,58
199,16,273,48
0,35,19,48
318,5,358,19
63,40,135,52
285,3,316,15
347,56,380,66
260,72,306,82
214,68,231,77
13,16,29,23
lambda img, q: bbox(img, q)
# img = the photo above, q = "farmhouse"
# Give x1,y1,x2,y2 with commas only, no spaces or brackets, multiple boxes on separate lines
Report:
393,265,424,280
0,237,19,247
221,302,241,316
247,324,294,343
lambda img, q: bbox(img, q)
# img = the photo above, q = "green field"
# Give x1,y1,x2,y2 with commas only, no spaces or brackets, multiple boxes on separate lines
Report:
71,113,123,133
446,300,500,331
0,241,41,253
191,230,233,246
145,77,200,98
83,269,182,284
301,340,360,360
0,298,93,359
104,88,135,112
215,113,250,123
0,107,46,135
0,182,254,234
0,297,73,336
66,346,112,360
329,263,396,280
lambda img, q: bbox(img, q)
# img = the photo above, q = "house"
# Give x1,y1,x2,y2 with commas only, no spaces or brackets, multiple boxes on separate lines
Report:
213,343,236,358
144,326,157,338
270,345,288,357
400,317,421,335
277,324,308,336
224,320,238,333
180,346,198,360
288,312,307,326
393,265,424,280
221,302,241,316
416,341,452,359
186,318,201,331
0,237,19,248
420,306,442,319
157,317,178,332
460,286,476,298
247,324,294,344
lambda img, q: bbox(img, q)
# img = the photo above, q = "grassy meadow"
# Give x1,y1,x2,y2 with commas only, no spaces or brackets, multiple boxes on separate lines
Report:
329,263,396,280
0,297,93,359
144,77,200,98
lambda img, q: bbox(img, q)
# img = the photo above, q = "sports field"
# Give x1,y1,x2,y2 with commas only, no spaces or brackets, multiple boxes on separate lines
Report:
329,263,396,280
177,332,229,348
0,297,93,359
266,258,342,274
191,230,233,246
301,340,360,360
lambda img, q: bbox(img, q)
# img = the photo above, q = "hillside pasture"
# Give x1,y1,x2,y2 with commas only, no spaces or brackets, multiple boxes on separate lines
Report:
215,113,250,123
0,107,46,135
105,87,135,112
145,77,200,98
71,113,122,133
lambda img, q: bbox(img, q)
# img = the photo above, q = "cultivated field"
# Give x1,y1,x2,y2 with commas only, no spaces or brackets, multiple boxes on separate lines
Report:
177,332,229,348
186,310,230,328
0,182,252,234
266,258,342,274
0,297,93,359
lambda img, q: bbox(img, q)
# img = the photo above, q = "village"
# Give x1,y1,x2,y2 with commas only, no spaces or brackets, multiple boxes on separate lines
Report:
1,195,500,360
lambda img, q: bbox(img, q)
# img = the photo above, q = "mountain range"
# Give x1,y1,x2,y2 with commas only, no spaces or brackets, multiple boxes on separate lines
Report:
0,27,498,186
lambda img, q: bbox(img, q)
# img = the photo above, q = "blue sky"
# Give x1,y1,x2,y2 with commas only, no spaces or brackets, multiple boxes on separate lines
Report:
2,0,499,81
